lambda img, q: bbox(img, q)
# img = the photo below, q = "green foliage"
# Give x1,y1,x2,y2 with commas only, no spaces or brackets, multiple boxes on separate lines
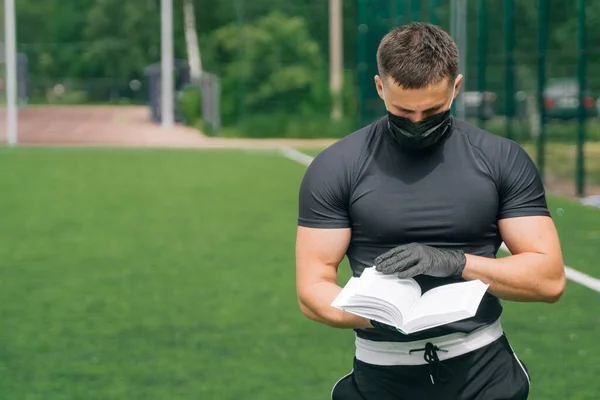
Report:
48,90,90,105
83,0,162,82
477,118,600,143
205,9,360,139
222,113,357,139
177,84,222,136
177,84,203,124
208,11,325,124
309,69,360,122
15,0,600,138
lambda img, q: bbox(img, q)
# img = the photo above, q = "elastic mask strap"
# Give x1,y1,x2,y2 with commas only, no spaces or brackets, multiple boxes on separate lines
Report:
448,84,456,111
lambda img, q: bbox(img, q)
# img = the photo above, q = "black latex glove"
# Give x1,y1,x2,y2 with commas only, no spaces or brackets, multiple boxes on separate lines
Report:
374,243,466,279
369,319,404,334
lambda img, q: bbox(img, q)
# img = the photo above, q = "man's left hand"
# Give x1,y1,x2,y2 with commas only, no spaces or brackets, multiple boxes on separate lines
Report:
374,243,466,279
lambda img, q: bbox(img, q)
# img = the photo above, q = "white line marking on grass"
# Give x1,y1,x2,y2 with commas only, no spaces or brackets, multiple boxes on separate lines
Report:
279,147,314,166
499,243,600,293
281,146,600,294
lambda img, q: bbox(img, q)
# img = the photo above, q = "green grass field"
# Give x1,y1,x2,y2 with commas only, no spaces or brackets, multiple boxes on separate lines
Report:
0,147,599,400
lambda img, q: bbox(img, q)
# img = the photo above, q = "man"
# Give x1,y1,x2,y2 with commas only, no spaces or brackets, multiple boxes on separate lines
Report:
295,22,565,400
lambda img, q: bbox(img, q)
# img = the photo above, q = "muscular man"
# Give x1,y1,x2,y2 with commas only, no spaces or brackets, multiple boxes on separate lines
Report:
295,22,565,400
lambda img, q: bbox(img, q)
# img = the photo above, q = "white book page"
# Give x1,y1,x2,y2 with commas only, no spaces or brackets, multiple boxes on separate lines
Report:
403,309,472,335
332,274,398,325
351,268,422,326
404,280,489,331
331,277,362,309
340,304,398,327
346,294,404,325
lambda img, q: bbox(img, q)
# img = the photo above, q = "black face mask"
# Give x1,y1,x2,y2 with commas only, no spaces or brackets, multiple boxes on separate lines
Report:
387,109,453,150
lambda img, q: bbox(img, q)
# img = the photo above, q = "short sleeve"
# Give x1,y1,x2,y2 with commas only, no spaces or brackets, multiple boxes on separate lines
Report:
497,142,551,220
297,150,351,228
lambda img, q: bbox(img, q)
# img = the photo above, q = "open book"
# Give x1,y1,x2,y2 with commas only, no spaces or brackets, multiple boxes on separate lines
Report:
332,267,489,335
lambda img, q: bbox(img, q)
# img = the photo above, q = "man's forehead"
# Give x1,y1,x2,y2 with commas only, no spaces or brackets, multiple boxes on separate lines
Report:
384,79,451,111
384,73,450,86
384,76,451,95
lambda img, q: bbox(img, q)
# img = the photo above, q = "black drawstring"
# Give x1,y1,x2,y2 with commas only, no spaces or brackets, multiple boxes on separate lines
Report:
409,342,454,384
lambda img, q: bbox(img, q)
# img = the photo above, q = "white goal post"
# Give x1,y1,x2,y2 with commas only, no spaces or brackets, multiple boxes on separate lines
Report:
4,0,17,145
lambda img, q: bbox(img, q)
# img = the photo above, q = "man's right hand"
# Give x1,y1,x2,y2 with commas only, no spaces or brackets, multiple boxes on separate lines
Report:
369,319,402,333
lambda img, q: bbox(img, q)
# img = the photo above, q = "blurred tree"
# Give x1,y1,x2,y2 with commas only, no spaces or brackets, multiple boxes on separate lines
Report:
16,0,95,78
10,0,600,108
83,0,161,82
208,11,325,121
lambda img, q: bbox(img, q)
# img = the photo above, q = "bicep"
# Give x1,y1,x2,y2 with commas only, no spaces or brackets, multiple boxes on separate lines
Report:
497,143,550,219
499,216,563,264
295,149,353,300
295,226,351,293
297,149,351,229
495,143,561,261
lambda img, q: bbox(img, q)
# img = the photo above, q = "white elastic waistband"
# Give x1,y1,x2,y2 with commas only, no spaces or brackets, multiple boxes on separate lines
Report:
355,319,503,366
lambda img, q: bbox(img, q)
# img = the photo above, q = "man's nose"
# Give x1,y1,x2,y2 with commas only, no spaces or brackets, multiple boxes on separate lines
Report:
409,112,425,123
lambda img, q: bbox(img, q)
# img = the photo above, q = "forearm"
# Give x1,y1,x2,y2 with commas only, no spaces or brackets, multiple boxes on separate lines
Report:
462,253,565,303
298,281,372,329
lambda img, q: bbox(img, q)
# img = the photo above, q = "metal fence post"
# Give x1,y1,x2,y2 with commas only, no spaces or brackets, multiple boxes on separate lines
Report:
236,0,245,121
450,0,467,120
536,0,548,183
576,0,587,197
430,0,440,25
477,0,487,128
357,0,369,127
504,0,514,140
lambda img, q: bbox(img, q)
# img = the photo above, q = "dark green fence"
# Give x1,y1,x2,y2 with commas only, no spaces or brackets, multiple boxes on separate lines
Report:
355,0,599,197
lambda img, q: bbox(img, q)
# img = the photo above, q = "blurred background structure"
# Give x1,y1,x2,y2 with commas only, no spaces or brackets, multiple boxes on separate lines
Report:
1,0,599,197
1,1,600,399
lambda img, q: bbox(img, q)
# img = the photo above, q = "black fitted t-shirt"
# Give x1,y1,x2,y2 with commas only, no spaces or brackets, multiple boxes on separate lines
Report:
297,116,550,343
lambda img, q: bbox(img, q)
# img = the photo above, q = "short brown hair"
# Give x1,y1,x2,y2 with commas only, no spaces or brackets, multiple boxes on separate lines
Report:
377,22,459,89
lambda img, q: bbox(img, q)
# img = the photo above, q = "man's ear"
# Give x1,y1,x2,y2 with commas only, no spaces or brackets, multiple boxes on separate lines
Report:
374,75,384,100
453,74,464,98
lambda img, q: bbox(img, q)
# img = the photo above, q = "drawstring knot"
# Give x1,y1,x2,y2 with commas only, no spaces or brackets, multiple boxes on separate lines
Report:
409,342,454,384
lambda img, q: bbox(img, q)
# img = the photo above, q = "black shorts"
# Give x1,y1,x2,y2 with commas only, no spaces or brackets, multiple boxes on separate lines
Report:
331,335,530,400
